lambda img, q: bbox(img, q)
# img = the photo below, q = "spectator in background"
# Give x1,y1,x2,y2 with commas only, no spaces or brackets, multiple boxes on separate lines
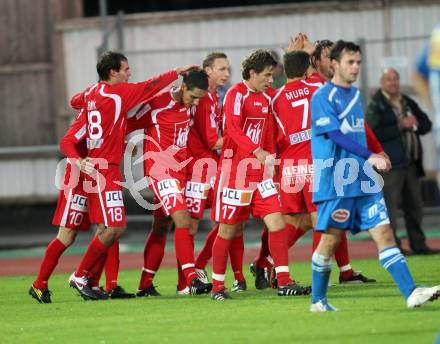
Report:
270,49,287,89
366,68,438,255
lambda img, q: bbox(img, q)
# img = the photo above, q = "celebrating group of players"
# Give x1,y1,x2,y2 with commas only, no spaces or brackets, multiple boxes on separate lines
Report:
29,33,440,311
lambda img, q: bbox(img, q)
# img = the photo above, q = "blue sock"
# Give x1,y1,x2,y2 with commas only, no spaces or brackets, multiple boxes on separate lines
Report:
379,246,416,299
311,252,332,304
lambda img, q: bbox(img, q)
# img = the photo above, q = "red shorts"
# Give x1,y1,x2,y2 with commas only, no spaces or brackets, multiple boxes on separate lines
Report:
184,174,216,220
211,171,282,225
279,163,316,214
52,164,90,231
149,173,187,218
85,165,126,227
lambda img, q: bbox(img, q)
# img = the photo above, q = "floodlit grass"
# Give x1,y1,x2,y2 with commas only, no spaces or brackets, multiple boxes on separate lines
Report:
1,256,440,344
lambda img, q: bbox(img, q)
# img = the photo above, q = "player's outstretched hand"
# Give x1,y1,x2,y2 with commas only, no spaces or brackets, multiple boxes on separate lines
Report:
175,65,200,75
368,153,391,172
75,157,95,175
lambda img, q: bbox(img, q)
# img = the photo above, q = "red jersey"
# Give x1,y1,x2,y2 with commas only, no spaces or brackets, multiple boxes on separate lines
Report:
187,91,220,164
59,109,88,159
272,79,319,161
127,88,191,176
220,81,275,177
74,70,177,165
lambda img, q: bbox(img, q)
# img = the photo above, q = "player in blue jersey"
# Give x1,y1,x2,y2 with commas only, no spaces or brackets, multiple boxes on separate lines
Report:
310,40,440,312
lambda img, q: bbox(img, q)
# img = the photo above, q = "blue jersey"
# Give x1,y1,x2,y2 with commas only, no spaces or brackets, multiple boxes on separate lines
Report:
311,82,377,202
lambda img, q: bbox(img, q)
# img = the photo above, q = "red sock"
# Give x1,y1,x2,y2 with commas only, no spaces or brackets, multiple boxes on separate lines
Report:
176,260,187,291
88,252,108,287
195,224,219,269
104,241,119,292
256,227,269,269
212,235,231,293
269,228,292,286
75,236,108,278
286,223,306,248
174,227,196,285
229,234,245,281
335,232,353,279
138,232,167,290
33,238,67,290
312,230,321,252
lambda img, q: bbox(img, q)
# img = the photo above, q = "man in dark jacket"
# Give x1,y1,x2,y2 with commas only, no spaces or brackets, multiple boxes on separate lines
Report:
366,68,438,255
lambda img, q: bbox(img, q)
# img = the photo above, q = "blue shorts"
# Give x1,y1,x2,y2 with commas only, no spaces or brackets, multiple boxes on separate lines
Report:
315,192,390,234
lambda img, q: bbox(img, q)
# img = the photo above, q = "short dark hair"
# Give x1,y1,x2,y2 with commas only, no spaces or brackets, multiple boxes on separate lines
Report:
241,49,277,80
183,70,209,91
283,51,310,78
203,52,228,69
330,40,361,62
96,51,128,81
311,39,333,69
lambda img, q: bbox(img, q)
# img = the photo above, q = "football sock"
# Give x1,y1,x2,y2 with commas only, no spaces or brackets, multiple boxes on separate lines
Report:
88,251,108,287
195,223,219,269
379,246,416,299
230,234,245,281
174,227,196,284
268,228,292,286
34,238,67,290
75,236,108,278
212,235,231,293
104,240,119,292
138,232,167,290
311,251,332,304
176,260,187,291
255,227,269,269
286,223,306,248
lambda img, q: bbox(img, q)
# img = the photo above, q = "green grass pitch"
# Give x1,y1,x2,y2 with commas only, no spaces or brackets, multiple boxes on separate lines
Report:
1,255,440,344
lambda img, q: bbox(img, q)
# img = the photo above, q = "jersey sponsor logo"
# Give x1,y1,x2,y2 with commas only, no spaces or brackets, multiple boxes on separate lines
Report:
157,179,182,197
86,138,104,149
243,117,265,144
105,191,124,208
340,116,364,134
233,93,243,116
285,87,310,100
75,125,87,140
71,194,88,212
254,101,263,106
174,120,190,148
316,117,330,126
289,129,311,145
257,179,278,198
331,209,350,223
185,181,210,199
222,188,252,206
282,164,313,185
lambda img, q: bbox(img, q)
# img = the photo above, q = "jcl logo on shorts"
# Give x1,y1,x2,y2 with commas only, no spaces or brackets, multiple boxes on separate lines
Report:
71,194,88,212
331,209,350,223
105,191,124,208
157,179,182,197
222,188,252,206
257,179,278,199
185,182,210,199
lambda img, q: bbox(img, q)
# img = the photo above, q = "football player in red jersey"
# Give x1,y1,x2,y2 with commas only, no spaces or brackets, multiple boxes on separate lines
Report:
210,49,312,300
187,52,248,293
127,70,213,296
67,51,195,300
